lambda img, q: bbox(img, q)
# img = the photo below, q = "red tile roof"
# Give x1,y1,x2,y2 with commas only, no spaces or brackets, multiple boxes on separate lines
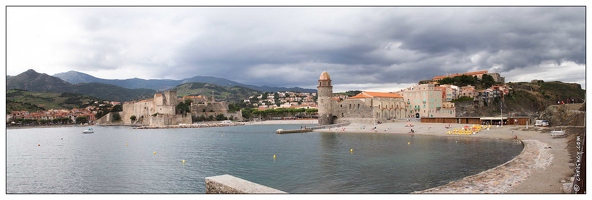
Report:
350,91,403,99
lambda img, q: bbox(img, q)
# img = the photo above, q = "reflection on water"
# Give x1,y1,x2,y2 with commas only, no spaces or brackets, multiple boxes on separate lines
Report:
7,125,522,194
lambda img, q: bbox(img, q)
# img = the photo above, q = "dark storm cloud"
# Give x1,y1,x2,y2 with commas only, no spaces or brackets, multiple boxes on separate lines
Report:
8,7,585,90
166,7,584,88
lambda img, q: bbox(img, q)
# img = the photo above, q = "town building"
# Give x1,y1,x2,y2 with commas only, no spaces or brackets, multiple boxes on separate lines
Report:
403,84,455,118
460,85,477,98
438,84,460,101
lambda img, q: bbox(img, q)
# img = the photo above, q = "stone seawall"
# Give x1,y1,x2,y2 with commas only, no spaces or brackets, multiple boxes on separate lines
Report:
276,122,350,134
134,122,247,129
205,174,286,194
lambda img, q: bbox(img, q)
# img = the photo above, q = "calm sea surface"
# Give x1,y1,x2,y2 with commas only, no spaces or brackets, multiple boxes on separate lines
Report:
6,124,523,194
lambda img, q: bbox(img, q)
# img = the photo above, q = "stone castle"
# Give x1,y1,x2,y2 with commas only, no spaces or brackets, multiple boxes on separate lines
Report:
120,90,191,126
317,71,406,125
98,90,242,126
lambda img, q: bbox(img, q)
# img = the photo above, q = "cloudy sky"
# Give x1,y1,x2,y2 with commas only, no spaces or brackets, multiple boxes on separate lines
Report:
6,6,586,92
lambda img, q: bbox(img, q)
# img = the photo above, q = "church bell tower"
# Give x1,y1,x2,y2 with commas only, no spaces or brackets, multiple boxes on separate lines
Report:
317,71,333,125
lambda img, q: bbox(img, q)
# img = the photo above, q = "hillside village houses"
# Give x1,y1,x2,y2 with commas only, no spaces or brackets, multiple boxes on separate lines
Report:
245,91,318,111
8,107,97,125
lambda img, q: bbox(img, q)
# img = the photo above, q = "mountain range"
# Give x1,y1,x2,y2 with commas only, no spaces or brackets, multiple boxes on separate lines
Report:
7,70,156,102
53,70,316,93
7,69,311,103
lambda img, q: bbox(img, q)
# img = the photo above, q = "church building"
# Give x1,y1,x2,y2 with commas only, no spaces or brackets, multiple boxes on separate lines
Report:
317,71,406,125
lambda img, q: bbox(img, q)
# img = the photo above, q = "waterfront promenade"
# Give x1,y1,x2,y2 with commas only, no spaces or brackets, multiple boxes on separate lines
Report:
266,119,572,194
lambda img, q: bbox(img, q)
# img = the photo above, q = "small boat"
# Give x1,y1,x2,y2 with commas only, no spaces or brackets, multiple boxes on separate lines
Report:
82,128,94,134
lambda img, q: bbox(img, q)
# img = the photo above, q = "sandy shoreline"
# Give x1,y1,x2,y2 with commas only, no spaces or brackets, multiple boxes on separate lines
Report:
309,120,574,193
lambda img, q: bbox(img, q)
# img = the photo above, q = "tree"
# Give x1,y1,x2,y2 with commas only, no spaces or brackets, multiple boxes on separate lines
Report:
345,90,362,97
242,108,253,120
481,74,495,89
111,104,123,112
76,116,88,124
130,115,137,122
250,96,259,103
216,114,227,121
262,92,268,100
112,113,122,122
176,101,191,116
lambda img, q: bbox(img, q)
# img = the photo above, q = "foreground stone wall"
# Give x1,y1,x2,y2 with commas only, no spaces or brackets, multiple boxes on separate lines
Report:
205,174,286,194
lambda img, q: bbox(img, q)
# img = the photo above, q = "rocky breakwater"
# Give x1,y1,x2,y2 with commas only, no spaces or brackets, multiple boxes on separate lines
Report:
414,139,553,194
134,122,247,129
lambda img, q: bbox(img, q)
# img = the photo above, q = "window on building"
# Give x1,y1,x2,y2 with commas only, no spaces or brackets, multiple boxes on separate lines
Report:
358,104,360,109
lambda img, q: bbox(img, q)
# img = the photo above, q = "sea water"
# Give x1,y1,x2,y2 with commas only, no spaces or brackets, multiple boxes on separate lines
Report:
6,124,522,193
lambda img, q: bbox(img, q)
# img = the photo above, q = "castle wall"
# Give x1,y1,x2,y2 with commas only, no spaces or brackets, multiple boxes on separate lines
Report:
164,90,178,106
190,102,242,121
120,90,179,126
149,114,191,126
226,111,243,121
331,97,405,123
154,94,164,106
154,105,175,115
333,99,374,119
122,100,154,125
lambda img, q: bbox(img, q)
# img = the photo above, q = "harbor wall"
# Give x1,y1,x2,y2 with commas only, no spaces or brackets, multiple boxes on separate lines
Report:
205,174,286,194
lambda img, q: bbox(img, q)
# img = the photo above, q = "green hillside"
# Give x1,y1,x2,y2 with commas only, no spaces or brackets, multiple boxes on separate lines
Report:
173,82,260,103
6,89,103,114
455,81,585,117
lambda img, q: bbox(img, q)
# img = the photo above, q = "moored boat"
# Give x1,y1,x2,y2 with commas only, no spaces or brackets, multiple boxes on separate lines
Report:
82,128,94,134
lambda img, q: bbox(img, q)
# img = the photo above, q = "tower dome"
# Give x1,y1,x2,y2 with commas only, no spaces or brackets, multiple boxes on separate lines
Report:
319,71,331,81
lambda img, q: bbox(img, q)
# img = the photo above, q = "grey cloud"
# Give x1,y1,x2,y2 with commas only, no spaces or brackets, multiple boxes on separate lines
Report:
9,7,584,89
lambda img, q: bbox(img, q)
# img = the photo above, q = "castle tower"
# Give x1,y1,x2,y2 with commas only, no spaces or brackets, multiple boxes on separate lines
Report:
164,90,178,106
317,71,333,125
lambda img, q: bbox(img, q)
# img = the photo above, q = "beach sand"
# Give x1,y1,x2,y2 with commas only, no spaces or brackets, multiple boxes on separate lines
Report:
299,119,573,194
